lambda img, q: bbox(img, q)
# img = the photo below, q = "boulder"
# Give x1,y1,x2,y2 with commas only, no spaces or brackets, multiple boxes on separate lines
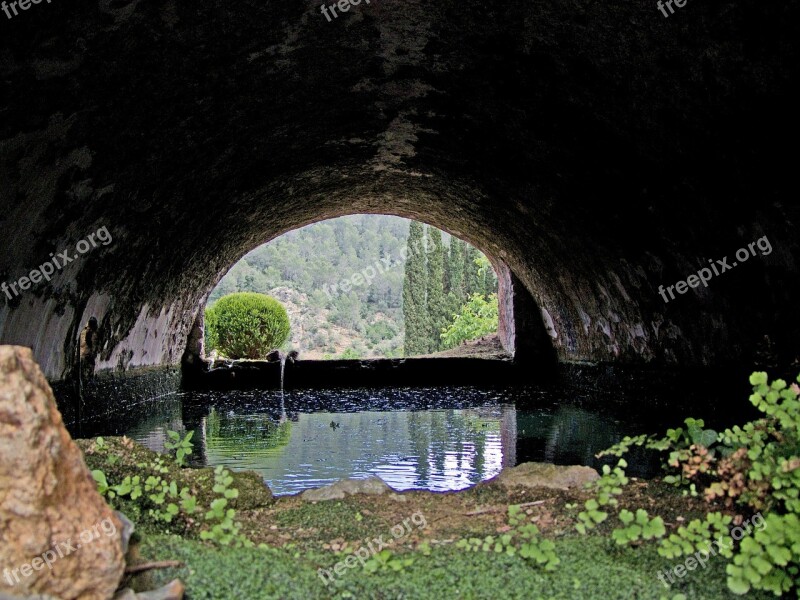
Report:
493,462,599,491
0,346,125,600
301,476,391,502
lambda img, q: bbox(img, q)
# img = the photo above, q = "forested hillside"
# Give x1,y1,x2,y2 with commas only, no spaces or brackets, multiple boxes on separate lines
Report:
207,215,497,358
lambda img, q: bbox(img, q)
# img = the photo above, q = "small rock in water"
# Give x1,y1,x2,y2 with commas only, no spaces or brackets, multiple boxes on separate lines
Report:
493,462,599,490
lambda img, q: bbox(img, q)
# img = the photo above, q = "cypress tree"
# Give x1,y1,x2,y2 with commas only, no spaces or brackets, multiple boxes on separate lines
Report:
445,237,466,324
463,244,482,297
448,238,466,303
425,227,447,352
403,222,427,355
444,241,452,295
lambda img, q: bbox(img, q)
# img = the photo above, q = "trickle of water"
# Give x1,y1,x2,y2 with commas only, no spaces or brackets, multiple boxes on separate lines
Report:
279,390,287,424
279,351,287,391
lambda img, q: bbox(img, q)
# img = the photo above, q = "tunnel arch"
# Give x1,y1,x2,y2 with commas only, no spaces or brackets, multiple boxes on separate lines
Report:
3,169,793,382
0,0,798,380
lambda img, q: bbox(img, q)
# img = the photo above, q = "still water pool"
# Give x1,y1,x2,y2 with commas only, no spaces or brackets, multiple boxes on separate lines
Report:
67,381,714,496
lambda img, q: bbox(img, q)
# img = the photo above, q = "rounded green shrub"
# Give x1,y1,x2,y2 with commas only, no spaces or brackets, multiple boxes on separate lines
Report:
205,293,290,359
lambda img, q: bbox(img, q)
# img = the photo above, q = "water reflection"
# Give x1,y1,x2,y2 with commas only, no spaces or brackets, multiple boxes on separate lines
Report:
199,404,512,495
103,386,663,496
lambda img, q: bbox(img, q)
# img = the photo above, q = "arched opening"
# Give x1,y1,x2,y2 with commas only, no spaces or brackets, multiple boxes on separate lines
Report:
204,215,501,360
181,212,558,390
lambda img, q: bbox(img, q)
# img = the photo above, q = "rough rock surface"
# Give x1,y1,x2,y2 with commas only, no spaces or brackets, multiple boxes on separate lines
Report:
0,346,125,600
302,477,392,502
113,580,185,600
494,462,599,491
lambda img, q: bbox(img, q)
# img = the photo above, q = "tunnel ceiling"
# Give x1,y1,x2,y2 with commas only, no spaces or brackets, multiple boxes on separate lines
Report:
0,0,798,379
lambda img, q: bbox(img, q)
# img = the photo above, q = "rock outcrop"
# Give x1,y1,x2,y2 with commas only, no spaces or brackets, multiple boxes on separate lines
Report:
0,346,125,600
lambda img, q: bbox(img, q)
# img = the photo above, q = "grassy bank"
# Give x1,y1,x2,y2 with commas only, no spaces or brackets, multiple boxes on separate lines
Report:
132,531,750,600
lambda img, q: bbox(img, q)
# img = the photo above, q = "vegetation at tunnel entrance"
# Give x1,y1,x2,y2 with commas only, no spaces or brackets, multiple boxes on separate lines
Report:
205,292,290,360
402,222,498,356
440,293,500,349
205,215,498,359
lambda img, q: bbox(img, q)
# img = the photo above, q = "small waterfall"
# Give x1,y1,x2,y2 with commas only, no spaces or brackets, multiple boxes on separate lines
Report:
279,390,288,424
279,351,287,391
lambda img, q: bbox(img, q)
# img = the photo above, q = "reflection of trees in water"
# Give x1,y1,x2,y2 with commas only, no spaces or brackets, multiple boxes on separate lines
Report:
544,407,610,465
516,406,621,466
543,407,656,476
187,403,510,493
408,411,430,485
407,408,503,487
204,408,293,458
515,406,653,475
118,397,185,454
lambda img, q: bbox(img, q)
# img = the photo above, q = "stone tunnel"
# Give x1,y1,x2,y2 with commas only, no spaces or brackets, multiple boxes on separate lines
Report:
1,0,798,383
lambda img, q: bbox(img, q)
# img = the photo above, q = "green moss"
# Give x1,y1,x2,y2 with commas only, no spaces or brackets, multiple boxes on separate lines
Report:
134,533,771,600
274,499,385,540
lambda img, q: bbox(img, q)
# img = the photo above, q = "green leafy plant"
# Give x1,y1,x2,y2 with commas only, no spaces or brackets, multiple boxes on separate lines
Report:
456,504,559,570
456,534,516,555
92,449,250,547
726,512,799,595
599,372,800,597
164,430,194,467
611,509,666,545
200,466,250,547
205,292,291,359
363,550,414,574
91,470,112,497
658,512,733,560
599,419,719,490
92,470,144,502
575,459,628,534
440,293,499,349
576,498,608,534
141,474,185,523
340,347,362,360
509,505,560,570
114,475,143,500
